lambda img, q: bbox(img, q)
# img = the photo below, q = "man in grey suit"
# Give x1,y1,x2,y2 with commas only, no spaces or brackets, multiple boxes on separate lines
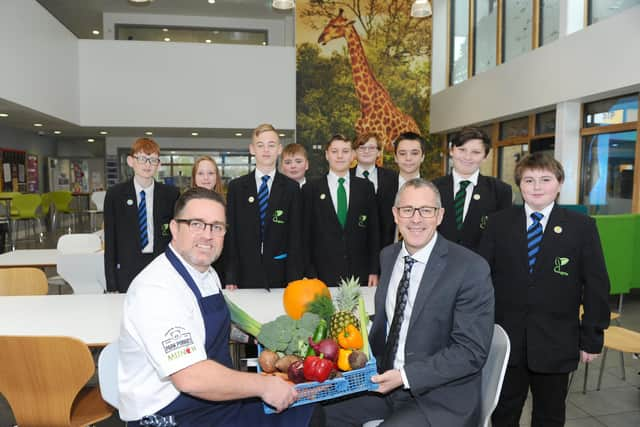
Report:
325,178,495,426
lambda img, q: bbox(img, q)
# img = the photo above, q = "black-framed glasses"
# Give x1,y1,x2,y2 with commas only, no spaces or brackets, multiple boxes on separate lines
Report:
396,206,439,218
134,155,161,165
175,219,227,235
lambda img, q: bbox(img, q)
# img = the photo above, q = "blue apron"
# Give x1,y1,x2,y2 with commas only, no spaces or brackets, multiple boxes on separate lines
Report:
132,247,313,427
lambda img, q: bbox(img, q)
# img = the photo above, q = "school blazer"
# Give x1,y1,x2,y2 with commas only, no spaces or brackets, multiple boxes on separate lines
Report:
350,167,399,250
302,175,380,286
104,179,179,293
434,174,512,252
478,205,611,373
224,171,303,289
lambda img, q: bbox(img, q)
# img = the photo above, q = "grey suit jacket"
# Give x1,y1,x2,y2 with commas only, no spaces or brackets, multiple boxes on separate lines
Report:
369,236,495,426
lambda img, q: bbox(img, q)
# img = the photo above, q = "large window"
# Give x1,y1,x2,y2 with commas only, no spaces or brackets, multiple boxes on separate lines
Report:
502,1,532,62
450,1,470,85
580,94,640,214
588,0,640,24
473,0,498,75
539,0,560,45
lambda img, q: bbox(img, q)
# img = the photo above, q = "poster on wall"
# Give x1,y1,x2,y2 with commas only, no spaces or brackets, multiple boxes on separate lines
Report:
26,154,38,193
70,159,89,193
296,0,435,177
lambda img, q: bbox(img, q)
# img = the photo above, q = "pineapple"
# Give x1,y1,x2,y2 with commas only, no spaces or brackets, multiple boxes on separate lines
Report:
330,276,361,338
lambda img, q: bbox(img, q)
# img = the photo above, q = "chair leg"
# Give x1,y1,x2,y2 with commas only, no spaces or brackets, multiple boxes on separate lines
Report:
618,294,624,314
567,370,574,390
619,351,625,380
597,348,608,391
583,362,589,394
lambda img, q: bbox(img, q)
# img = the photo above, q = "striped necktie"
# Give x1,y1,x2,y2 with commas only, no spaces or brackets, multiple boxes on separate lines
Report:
527,212,544,273
454,180,471,230
138,190,148,249
337,177,347,228
258,175,270,241
382,255,416,371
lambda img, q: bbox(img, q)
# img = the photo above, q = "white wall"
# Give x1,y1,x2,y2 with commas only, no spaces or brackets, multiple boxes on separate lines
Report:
431,5,640,133
78,40,296,130
0,0,79,123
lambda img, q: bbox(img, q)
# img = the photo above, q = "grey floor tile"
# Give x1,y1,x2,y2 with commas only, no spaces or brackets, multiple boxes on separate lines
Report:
569,386,640,416
565,417,606,427
597,411,640,427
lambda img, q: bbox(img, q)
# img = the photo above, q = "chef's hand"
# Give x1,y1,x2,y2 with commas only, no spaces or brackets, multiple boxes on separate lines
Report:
225,284,238,291
260,375,298,412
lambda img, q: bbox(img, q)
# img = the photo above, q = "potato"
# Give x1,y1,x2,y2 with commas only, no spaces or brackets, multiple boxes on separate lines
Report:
258,349,279,373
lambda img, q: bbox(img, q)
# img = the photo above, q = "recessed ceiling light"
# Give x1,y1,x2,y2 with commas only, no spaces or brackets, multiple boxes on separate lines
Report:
279,133,285,137
163,37,171,42
171,151,176,154
205,39,212,43
92,29,100,35
212,30,220,35
53,130,62,135
162,28,169,32
87,138,95,142
262,41,267,46
0,113,8,118
33,123,43,127
145,131,153,136
234,132,243,137
208,0,216,4
272,0,295,10
99,131,108,135
128,0,154,4
191,132,199,136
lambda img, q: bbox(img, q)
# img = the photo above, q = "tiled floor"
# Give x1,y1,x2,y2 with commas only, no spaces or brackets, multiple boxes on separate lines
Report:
1,220,639,426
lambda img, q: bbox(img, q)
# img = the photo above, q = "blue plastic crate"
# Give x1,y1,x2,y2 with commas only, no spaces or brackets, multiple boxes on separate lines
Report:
257,347,379,414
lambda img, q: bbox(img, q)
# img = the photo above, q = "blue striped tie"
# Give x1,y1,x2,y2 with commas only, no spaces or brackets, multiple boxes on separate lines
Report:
258,175,270,241
138,190,148,249
527,212,543,273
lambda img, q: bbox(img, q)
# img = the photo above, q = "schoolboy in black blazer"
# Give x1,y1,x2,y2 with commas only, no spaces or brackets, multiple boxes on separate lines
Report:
304,135,380,287
479,153,610,427
104,138,180,293
434,127,512,252
350,132,398,252
224,124,303,289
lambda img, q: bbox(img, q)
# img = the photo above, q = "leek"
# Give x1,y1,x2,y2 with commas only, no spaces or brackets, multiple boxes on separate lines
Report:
358,296,370,359
225,296,262,337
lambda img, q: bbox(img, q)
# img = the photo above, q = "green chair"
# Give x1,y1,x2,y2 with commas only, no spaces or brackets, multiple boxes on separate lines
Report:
50,191,75,233
10,194,43,244
592,213,640,312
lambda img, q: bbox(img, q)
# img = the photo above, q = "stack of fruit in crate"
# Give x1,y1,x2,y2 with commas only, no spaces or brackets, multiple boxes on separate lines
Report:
226,276,370,384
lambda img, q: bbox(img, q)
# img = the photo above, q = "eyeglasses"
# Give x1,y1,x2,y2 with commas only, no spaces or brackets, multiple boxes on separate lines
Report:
134,155,161,166
175,219,227,236
396,206,439,218
357,145,379,152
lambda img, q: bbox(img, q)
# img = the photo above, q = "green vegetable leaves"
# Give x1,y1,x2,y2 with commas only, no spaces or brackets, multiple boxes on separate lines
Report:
257,312,321,356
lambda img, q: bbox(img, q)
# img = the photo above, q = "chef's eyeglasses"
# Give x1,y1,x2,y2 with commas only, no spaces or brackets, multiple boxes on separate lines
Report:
395,206,439,218
174,219,227,235
134,155,161,166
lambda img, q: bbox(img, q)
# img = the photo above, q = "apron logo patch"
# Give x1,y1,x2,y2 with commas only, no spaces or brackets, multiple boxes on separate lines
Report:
163,327,196,360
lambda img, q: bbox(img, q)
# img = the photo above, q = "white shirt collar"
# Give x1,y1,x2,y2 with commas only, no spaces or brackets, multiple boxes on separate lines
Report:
328,170,350,185
133,178,155,194
452,169,479,189
356,164,376,176
168,243,219,291
255,168,276,181
399,232,438,264
524,202,555,220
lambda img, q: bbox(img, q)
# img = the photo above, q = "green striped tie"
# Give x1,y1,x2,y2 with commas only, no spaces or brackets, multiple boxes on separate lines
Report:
454,180,471,230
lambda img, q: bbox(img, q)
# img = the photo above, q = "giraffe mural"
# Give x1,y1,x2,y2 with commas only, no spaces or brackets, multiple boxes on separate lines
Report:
317,9,421,153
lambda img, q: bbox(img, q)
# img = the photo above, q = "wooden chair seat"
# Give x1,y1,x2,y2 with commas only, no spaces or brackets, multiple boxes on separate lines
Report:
0,335,114,427
0,267,48,295
596,326,640,391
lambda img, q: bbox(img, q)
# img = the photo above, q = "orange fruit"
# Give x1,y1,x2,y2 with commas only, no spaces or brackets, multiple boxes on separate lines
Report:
283,278,331,320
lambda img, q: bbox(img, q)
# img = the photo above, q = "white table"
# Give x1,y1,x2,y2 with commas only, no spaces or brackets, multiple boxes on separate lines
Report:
0,249,59,268
0,294,125,346
0,287,377,346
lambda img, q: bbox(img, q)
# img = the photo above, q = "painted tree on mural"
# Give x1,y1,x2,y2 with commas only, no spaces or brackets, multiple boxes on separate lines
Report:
297,0,439,178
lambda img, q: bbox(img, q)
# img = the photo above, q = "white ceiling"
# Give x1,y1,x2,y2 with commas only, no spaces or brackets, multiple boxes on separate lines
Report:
36,0,292,39
0,1,293,141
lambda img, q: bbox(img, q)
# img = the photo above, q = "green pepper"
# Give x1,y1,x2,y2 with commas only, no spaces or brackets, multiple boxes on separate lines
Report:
303,354,333,383
306,319,328,357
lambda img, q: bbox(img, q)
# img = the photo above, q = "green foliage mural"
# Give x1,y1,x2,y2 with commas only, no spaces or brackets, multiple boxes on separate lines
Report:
296,0,439,178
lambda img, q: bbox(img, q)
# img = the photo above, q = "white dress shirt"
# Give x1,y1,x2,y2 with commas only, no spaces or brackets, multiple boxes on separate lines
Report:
385,234,438,388
134,178,155,253
298,177,306,188
327,171,350,213
452,169,479,222
525,202,554,232
255,168,276,194
355,165,378,193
